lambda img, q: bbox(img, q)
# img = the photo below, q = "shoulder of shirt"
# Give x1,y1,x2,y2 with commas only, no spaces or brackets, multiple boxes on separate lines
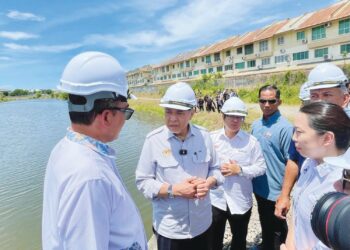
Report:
146,125,166,139
192,124,208,132
210,128,222,136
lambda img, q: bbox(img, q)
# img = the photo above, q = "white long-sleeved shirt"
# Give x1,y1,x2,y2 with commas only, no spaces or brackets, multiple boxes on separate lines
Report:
210,128,266,214
135,124,222,239
42,129,147,250
292,158,343,250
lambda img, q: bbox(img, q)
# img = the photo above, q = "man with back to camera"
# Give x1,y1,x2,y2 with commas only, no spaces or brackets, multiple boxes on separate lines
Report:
42,51,147,250
135,82,222,250
251,85,293,250
275,63,350,221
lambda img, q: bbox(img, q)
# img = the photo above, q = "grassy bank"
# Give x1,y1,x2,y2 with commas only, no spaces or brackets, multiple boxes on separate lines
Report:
130,98,266,131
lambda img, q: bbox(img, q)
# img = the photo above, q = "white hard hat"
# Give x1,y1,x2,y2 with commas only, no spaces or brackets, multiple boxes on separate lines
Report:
58,51,128,112
307,63,348,90
160,82,197,110
324,148,350,170
221,97,247,116
58,51,128,97
299,81,311,101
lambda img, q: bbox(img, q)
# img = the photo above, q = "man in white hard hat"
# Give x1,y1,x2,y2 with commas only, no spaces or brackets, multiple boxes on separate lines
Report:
275,63,350,223
42,52,147,250
135,82,222,250
210,97,266,250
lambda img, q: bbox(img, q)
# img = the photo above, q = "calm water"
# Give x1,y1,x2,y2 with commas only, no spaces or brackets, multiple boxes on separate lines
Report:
0,100,162,250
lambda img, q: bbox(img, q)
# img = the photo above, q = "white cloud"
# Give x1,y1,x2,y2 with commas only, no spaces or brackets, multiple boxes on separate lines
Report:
6,10,45,22
3,43,82,53
85,0,281,51
0,31,39,40
0,56,11,61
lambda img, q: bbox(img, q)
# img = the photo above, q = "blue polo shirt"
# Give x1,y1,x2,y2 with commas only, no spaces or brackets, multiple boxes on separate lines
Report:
251,111,293,201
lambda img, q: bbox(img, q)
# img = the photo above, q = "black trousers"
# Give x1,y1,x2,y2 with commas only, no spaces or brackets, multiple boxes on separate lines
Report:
210,205,252,250
255,194,288,250
153,227,211,250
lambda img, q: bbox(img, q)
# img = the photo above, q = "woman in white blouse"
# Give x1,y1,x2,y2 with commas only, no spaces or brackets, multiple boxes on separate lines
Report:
282,102,350,250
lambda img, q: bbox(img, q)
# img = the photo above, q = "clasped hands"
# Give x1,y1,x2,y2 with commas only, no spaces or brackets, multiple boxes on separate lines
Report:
220,159,241,177
173,177,211,199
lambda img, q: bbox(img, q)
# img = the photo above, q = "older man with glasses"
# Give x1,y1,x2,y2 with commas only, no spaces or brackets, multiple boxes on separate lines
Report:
251,85,293,250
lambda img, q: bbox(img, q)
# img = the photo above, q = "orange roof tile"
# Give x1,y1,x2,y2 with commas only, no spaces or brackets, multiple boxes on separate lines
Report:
193,36,240,57
297,1,346,29
255,20,290,41
234,29,263,47
333,1,350,20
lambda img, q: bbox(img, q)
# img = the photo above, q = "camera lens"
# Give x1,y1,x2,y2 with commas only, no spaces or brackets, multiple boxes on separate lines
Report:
311,192,350,250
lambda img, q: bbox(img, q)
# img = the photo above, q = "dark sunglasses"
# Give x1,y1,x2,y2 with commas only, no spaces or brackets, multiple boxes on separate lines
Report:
259,99,278,104
110,107,134,120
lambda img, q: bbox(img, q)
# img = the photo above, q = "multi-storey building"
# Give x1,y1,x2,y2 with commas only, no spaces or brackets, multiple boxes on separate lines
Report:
128,0,350,86
126,65,153,86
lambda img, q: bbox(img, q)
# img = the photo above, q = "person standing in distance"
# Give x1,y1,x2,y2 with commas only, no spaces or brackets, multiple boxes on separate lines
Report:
42,52,147,250
136,82,222,250
210,97,266,250
251,85,293,250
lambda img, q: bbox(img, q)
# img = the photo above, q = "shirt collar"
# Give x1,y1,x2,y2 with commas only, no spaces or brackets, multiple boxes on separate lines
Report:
262,110,281,124
166,124,195,140
219,127,244,140
66,128,116,159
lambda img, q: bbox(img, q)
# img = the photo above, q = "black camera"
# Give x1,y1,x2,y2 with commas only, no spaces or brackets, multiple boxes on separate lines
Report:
311,192,350,250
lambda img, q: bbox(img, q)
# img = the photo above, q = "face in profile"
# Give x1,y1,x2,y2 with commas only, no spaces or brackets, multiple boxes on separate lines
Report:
292,112,329,160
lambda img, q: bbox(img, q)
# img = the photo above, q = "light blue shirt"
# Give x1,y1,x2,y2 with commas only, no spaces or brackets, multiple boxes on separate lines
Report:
344,106,350,118
135,124,221,239
251,111,293,201
42,129,147,250
293,158,342,250
210,129,266,214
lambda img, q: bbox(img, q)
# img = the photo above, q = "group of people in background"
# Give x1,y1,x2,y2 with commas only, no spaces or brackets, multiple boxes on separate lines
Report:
197,89,238,113
42,51,350,250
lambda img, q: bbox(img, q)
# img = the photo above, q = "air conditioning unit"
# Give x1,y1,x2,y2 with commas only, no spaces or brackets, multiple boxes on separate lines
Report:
325,22,332,28
280,49,286,54
302,39,308,44
323,54,332,61
258,65,263,70
242,56,246,60
255,53,260,57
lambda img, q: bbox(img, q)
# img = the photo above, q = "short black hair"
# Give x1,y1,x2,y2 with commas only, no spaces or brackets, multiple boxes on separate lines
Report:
300,102,350,150
68,94,126,125
258,85,281,99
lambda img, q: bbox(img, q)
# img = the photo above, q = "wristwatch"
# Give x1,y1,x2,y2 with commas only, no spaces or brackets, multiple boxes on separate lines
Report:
238,166,243,176
167,184,174,198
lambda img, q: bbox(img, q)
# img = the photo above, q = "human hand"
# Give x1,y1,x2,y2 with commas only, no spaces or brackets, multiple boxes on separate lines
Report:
220,160,241,177
191,178,210,199
275,195,290,219
172,177,197,199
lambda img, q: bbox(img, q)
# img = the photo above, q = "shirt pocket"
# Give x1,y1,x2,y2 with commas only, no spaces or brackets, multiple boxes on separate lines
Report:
156,157,181,183
192,149,211,178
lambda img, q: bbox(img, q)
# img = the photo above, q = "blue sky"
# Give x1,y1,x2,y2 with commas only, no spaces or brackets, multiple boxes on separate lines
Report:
0,0,338,90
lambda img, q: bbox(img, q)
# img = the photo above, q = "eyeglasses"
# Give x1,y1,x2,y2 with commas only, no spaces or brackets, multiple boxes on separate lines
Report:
110,107,134,120
342,169,350,190
259,99,278,104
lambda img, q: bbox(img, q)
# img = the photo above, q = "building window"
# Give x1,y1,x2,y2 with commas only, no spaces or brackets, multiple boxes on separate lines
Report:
275,55,288,64
172,65,175,69
214,53,221,62
247,60,256,68
194,59,197,64
193,70,199,75
166,65,169,72
162,67,165,73
180,62,184,69
245,44,254,55
208,67,214,73
297,31,305,40
235,62,245,69
314,48,328,58
189,71,193,76
163,76,167,80
224,64,233,71
339,18,350,35
259,40,268,52
186,61,190,67
177,73,181,78
201,57,205,62
237,47,243,54
226,50,231,57
217,66,223,72
201,69,207,74
277,36,284,45
293,51,309,61
341,43,350,54
172,74,176,78
205,55,211,63
262,57,270,65
312,25,326,40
